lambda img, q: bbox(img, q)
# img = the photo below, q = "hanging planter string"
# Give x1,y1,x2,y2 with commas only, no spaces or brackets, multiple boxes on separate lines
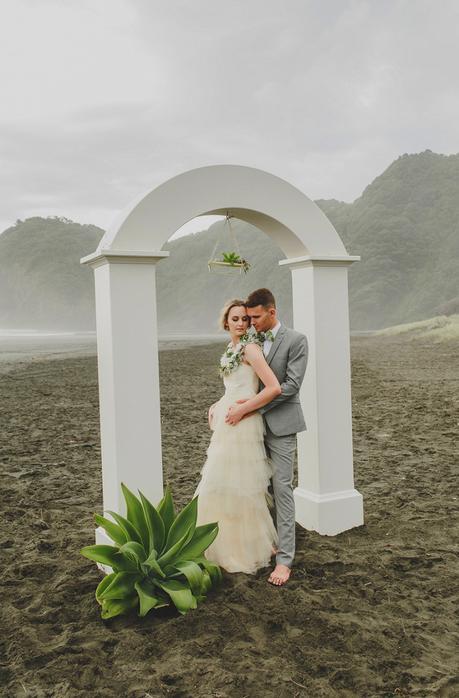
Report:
208,212,251,274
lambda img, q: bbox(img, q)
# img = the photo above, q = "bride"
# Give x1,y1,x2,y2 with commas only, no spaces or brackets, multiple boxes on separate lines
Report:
194,299,281,575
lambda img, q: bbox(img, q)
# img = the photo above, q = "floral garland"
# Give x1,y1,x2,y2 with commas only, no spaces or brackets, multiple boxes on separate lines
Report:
219,326,263,376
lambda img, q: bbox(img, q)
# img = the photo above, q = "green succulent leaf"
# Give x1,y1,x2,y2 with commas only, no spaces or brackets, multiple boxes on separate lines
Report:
112,552,141,573
171,560,203,597
156,529,190,568
154,578,197,615
119,541,147,567
157,485,175,536
106,510,143,545
179,522,219,560
94,514,127,546
120,482,150,551
81,544,140,573
164,496,198,552
193,556,223,586
100,595,138,620
135,579,169,617
200,569,212,595
95,572,117,604
142,548,166,578
139,489,165,554
80,544,121,567
98,571,141,600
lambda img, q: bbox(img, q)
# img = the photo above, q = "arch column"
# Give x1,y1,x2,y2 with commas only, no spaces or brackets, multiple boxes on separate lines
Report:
280,255,364,535
81,249,169,546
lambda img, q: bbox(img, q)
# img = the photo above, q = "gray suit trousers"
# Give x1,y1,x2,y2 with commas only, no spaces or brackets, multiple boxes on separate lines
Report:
264,425,296,568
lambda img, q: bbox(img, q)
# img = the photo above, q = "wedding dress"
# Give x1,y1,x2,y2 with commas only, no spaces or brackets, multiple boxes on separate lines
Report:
194,359,278,574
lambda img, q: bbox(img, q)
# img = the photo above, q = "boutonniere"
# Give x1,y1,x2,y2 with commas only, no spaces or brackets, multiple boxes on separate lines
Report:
256,329,275,343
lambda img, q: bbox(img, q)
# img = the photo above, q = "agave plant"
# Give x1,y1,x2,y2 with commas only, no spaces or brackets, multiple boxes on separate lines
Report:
80,483,221,620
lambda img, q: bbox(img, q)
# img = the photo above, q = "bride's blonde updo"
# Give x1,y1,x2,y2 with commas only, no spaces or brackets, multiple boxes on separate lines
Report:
219,299,248,331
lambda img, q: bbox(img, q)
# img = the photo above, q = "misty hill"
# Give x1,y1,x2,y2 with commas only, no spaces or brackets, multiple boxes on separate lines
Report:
1,150,458,332
0,216,293,332
318,150,459,329
0,217,103,330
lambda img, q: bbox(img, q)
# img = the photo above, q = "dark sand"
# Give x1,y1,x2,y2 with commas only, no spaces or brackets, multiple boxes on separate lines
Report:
1,335,458,697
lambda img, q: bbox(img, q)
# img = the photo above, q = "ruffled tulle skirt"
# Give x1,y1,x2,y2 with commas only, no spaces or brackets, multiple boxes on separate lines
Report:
194,391,278,574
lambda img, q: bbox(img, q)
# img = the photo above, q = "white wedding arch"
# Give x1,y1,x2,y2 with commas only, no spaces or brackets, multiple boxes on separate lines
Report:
81,165,364,542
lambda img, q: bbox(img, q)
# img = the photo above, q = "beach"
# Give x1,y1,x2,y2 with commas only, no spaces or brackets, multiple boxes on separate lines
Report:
1,332,458,697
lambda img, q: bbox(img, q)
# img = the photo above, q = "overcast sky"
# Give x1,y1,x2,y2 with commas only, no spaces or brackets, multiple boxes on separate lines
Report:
1,0,458,238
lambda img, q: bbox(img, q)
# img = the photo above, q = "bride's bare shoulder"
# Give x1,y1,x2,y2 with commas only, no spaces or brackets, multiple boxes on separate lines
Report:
243,342,263,363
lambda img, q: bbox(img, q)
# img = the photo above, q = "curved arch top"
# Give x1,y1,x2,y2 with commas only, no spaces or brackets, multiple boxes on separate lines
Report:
98,165,348,259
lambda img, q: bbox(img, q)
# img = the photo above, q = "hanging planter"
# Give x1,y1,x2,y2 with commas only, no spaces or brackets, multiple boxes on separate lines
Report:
207,213,251,274
208,251,251,274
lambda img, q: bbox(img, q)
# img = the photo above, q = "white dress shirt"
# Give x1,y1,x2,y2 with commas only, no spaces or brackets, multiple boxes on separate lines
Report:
263,320,281,357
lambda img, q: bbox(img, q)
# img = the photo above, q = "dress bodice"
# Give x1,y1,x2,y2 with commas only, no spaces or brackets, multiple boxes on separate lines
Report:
223,361,259,397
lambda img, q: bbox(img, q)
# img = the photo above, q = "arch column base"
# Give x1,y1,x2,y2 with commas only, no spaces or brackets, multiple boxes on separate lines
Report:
294,486,364,536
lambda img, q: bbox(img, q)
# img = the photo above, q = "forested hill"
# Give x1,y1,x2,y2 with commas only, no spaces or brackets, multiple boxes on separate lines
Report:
0,217,103,330
1,150,458,331
317,150,459,328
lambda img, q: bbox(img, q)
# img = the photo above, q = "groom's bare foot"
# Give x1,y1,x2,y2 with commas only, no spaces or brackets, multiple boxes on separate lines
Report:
268,563,291,586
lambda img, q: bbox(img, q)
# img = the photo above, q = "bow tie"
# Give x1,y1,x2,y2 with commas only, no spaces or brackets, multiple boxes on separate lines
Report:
258,329,275,342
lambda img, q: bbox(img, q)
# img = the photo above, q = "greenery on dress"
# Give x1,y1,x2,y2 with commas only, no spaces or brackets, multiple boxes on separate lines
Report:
219,327,264,376
80,483,221,620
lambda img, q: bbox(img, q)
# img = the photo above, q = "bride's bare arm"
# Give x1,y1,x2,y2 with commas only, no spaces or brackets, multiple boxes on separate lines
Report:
225,344,280,424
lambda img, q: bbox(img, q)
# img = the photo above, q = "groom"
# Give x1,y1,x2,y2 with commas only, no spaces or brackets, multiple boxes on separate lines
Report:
225,288,308,586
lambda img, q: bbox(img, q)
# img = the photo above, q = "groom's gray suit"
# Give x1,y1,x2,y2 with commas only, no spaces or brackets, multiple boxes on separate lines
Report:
258,325,308,567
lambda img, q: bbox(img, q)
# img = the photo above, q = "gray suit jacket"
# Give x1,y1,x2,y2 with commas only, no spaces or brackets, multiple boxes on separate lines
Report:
258,326,308,437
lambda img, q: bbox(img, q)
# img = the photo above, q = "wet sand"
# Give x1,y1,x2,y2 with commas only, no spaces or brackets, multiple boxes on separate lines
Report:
1,334,458,697
0,332,97,376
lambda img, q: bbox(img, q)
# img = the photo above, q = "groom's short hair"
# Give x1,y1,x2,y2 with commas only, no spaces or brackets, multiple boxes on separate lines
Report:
246,288,276,309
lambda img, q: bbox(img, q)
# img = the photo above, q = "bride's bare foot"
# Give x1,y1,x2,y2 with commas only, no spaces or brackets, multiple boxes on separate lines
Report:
268,563,291,586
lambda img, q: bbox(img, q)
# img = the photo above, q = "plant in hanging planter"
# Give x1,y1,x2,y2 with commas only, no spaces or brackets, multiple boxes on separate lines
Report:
220,251,251,273
80,483,221,620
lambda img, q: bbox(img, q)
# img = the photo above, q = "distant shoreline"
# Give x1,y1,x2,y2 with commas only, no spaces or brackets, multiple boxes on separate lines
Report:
0,329,224,340
0,328,376,339
0,329,97,338
0,327,380,372
0,329,227,371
